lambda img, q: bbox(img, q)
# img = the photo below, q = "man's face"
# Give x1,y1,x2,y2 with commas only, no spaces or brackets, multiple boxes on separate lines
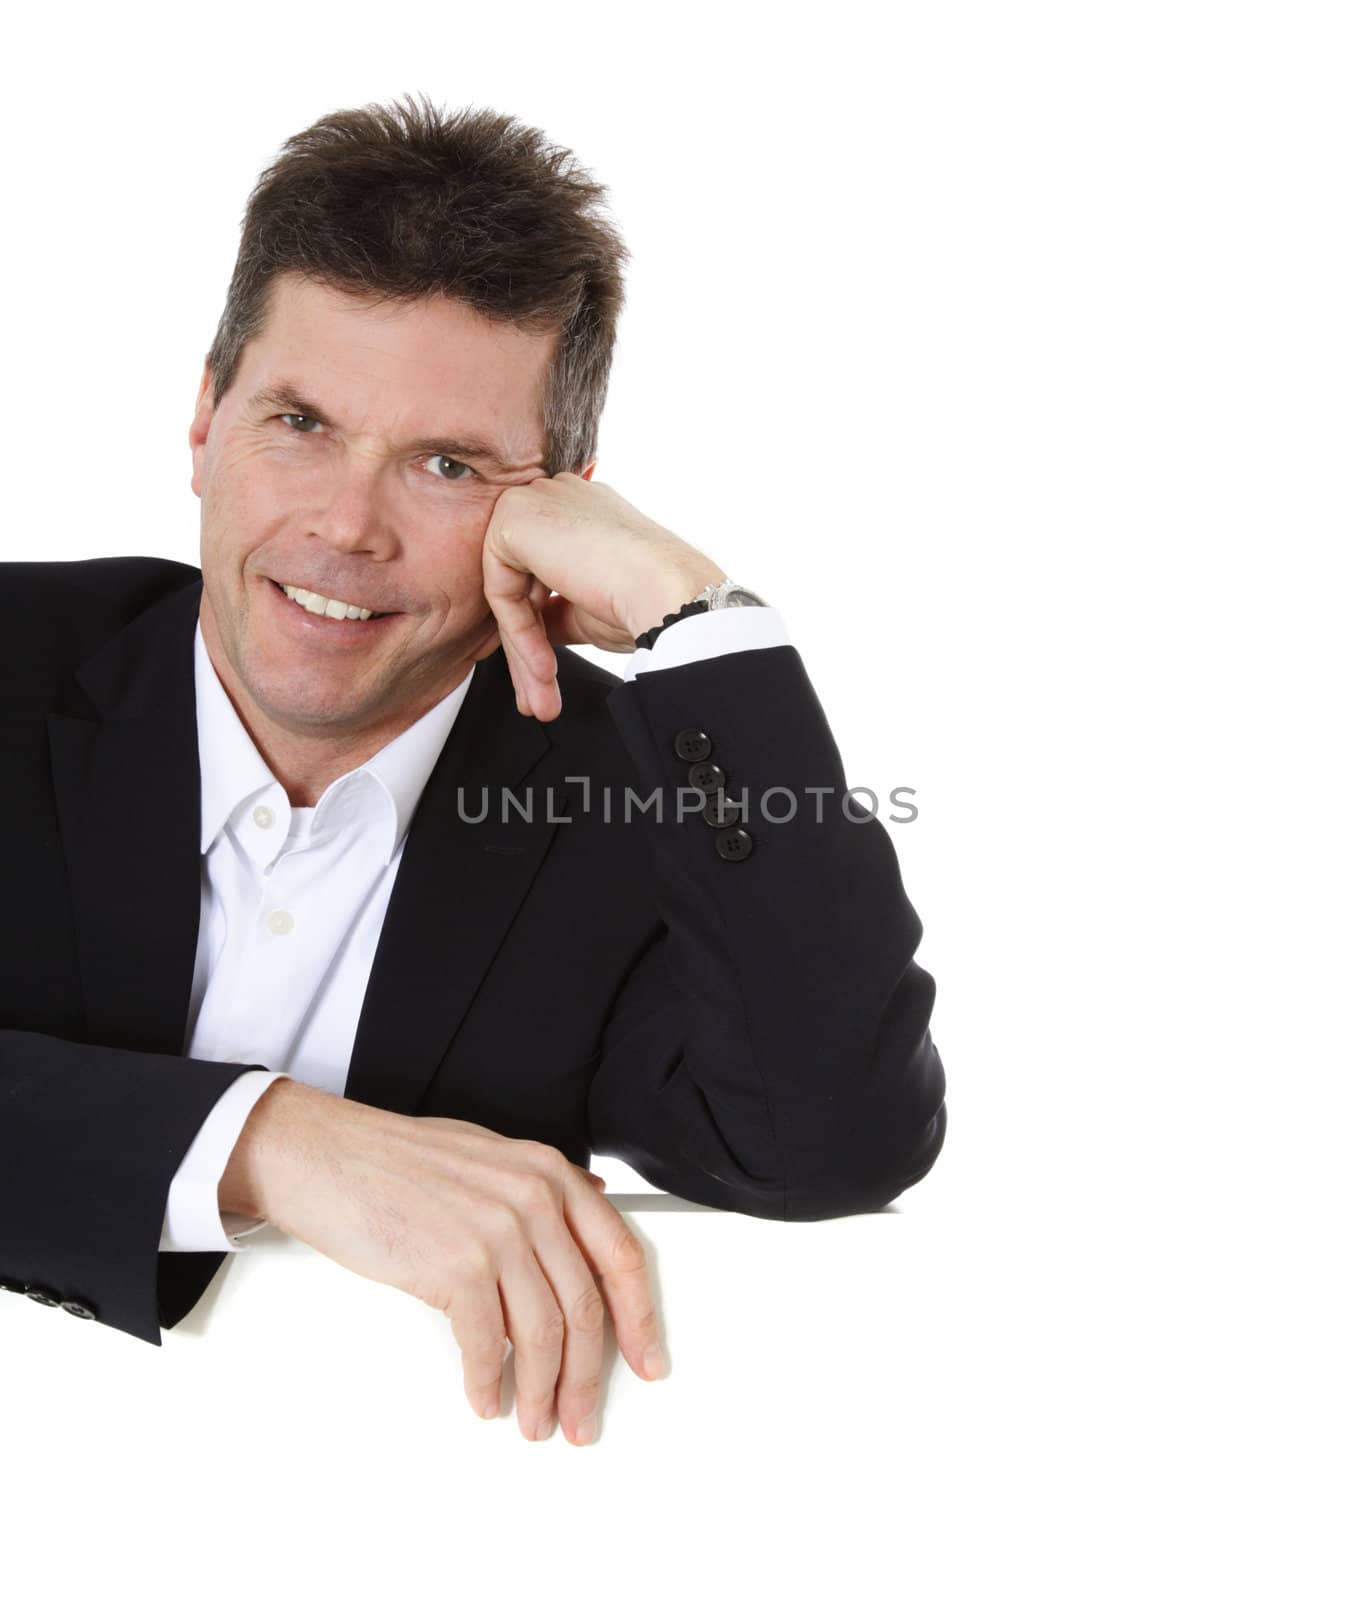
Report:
189,271,561,743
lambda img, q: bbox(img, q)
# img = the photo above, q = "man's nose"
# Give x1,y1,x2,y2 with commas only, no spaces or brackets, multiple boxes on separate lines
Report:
310,457,401,559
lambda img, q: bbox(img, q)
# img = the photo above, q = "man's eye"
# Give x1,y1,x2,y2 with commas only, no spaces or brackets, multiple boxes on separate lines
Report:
421,454,473,482
280,413,322,433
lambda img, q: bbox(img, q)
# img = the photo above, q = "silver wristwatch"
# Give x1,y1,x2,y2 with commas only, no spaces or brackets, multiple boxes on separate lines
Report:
634,577,768,649
689,578,768,611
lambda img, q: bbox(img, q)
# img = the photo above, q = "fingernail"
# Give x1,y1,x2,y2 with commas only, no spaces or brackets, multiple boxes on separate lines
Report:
575,1412,597,1445
481,1400,498,1420
643,1343,666,1379
535,1415,556,1441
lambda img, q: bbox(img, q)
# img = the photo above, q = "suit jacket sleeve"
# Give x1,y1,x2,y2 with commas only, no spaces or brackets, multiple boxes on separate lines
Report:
587,643,947,1222
0,1029,271,1344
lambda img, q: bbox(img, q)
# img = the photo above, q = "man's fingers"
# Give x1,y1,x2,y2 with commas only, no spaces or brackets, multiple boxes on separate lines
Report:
486,589,561,721
501,1203,609,1446
564,1183,666,1385
505,643,562,721
490,597,554,683
527,1214,607,1447
483,551,557,677
537,593,594,648
449,1271,510,1423
498,1239,578,1443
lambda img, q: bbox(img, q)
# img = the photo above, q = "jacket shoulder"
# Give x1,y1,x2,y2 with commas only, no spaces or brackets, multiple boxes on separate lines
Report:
1,556,201,622
0,557,201,712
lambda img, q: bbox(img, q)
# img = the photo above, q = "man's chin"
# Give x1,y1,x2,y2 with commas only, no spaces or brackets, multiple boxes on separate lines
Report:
236,653,381,732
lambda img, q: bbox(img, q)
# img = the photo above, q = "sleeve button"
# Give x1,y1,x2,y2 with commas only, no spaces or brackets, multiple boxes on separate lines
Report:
25,1285,62,1307
673,729,712,762
703,793,744,829
60,1298,98,1321
687,760,726,793
715,826,754,862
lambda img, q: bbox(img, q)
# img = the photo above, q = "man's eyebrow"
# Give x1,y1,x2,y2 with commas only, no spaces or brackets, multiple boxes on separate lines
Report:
246,382,522,471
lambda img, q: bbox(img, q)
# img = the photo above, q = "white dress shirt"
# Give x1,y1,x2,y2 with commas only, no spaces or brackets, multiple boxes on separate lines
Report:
160,603,790,1254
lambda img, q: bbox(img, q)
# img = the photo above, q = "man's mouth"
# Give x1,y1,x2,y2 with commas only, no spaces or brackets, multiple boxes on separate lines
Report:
267,578,397,623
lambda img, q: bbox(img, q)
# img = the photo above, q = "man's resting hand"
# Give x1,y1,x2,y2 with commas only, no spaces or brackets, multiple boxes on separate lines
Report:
219,1078,665,1446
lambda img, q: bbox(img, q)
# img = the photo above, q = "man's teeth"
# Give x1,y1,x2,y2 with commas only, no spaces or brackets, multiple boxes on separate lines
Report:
281,584,380,621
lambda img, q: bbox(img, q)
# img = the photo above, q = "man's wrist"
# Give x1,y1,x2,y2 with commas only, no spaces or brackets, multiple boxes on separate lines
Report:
218,1077,335,1227
625,557,727,642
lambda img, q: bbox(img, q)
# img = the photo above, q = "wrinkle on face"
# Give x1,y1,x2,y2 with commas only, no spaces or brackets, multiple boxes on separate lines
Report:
189,271,558,784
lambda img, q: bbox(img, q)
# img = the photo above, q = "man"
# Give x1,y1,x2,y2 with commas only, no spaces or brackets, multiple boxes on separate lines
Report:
0,95,947,1447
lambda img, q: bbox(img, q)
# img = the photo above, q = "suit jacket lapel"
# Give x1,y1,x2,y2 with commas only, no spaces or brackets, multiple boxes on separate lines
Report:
47,572,560,1110
344,646,558,1115
47,579,204,1055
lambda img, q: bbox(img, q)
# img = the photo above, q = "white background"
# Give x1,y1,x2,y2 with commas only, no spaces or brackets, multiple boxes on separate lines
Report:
0,2,1361,1595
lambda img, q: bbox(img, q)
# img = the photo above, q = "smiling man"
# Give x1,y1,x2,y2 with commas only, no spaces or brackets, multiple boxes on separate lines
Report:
0,94,947,1448
193,272,730,783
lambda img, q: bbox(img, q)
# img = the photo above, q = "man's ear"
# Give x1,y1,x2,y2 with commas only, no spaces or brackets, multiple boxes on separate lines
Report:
581,459,596,482
189,362,216,499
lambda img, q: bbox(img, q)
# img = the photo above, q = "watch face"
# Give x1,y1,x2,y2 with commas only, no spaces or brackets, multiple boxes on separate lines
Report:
720,586,766,608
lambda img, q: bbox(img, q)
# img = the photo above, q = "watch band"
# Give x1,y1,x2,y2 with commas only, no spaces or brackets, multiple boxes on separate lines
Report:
633,578,768,651
633,598,711,652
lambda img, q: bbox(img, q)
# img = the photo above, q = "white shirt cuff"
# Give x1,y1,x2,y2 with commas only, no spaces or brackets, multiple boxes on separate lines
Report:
159,1069,289,1253
622,606,790,683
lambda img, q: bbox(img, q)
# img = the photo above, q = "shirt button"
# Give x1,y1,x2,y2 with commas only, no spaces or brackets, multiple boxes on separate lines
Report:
253,805,276,829
266,909,295,936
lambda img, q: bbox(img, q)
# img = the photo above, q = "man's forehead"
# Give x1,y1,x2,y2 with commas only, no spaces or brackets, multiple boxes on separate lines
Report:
242,273,551,470
258,270,553,362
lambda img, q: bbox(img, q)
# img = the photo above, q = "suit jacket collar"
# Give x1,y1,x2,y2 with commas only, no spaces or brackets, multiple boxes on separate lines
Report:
47,575,559,1115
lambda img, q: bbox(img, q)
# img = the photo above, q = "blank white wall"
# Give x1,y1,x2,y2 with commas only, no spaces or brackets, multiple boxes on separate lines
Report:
1,2,1360,1595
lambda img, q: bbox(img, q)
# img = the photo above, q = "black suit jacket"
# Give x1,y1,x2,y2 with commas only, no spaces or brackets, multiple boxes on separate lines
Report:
0,557,947,1346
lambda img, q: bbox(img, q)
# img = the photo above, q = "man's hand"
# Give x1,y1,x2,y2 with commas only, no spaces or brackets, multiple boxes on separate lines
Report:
222,1078,666,1447
481,471,727,721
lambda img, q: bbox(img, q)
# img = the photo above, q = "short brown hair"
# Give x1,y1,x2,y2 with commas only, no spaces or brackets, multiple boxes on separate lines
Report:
205,93,631,476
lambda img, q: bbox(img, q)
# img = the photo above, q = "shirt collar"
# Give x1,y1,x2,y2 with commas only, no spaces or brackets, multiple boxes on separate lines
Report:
194,620,475,862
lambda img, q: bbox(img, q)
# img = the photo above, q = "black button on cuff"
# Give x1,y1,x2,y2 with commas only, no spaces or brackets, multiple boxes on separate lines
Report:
687,760,726,793
25,1285,61,1307
61,1299,97,1321
703,794,744,829
673,729,712,762
715,826,754,862
0,1276,27,1294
